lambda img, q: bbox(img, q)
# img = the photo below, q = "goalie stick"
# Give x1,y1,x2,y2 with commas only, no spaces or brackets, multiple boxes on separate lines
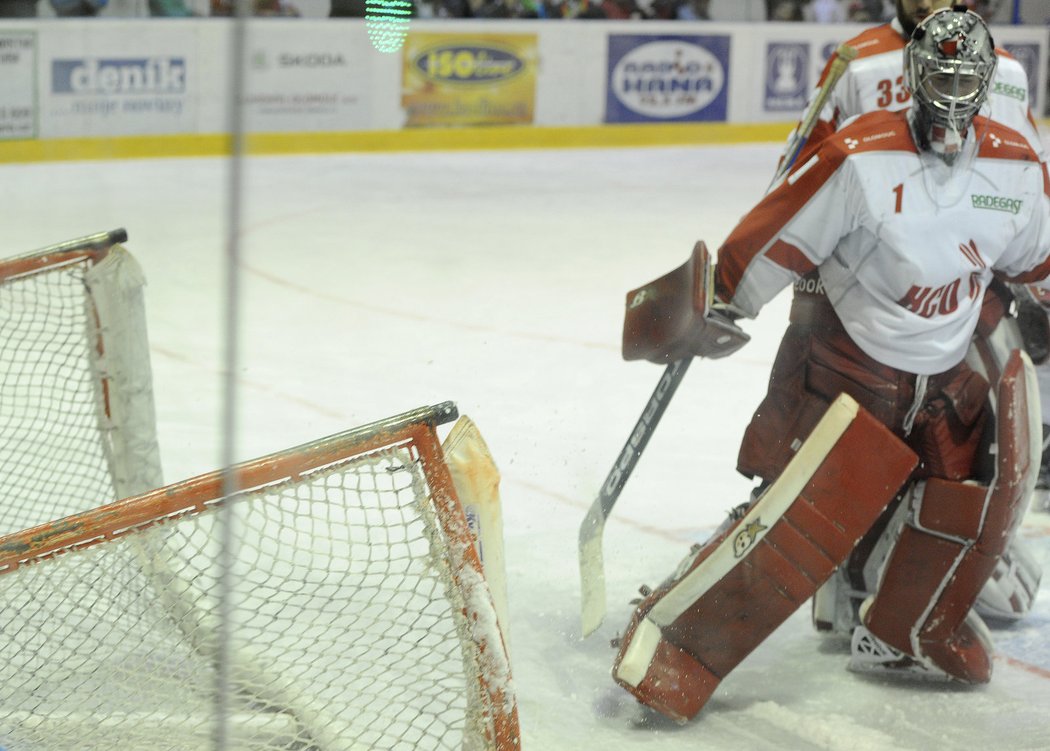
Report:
771,43,858,187
579,357,691,637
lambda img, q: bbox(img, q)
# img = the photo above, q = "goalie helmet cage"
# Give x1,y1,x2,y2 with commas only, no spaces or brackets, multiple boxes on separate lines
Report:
0,401,521,751
0,228,163,535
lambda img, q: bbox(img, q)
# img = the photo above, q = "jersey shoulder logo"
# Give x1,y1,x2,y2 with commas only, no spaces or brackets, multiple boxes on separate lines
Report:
847,23,905,59
978,119,1038,162
830,111,914,158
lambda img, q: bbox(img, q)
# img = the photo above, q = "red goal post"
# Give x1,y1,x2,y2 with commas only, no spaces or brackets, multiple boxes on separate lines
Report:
0,402,521,751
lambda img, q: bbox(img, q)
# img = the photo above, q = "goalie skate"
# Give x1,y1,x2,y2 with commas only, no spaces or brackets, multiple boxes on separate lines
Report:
812,566,865,636
848,626,951,682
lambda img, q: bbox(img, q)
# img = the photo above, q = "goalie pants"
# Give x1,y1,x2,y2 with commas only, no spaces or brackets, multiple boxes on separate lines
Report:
737,291,991,485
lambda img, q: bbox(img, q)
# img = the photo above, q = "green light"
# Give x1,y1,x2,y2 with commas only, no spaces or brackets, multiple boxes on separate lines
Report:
365,0,413,55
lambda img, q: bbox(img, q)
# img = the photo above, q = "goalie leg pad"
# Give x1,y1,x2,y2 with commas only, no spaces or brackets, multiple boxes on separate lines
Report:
864,350,1038,683
612,394,917,720
862,478,997,683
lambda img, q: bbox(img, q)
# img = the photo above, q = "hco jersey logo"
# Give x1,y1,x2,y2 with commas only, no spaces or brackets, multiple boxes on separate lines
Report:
52,58,186,94
606,35,729,123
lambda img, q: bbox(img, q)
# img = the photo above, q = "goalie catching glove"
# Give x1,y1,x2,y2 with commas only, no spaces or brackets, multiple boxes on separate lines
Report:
622,241,749,364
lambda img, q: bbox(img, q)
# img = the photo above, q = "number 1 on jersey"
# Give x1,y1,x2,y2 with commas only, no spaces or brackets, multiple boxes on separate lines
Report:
893,183,903,213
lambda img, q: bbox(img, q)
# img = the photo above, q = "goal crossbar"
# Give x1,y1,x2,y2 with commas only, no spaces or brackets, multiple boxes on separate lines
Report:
0,228,128,283
0,402,462,572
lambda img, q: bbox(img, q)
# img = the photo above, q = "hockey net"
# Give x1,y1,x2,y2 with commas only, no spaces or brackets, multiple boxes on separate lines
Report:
0,228,162,535
0,232,518,749
0,401,520,750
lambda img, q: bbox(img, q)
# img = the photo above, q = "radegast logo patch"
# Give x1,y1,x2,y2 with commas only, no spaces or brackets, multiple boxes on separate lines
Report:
972,194,1023,214
992,81,1027,102
1001,43,1038,103
52,57,186,94
412,43,524,86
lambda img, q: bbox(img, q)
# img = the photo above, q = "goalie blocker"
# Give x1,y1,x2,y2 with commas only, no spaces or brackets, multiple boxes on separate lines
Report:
612,394,918,722
622,241,749,364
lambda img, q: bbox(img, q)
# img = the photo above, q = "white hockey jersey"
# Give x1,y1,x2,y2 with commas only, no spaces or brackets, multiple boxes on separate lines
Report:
717,110,1050,375
793,19,1044,166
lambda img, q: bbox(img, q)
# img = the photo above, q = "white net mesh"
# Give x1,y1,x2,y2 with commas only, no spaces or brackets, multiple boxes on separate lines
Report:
0,443,495,751
0,254,117,532
0,243,162,535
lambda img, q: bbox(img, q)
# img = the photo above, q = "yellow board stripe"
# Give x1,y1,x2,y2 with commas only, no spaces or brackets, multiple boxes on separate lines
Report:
4,120,1048,163
0,123,794,163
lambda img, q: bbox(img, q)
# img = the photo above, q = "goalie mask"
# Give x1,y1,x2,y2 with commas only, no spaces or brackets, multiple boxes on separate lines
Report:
904,8,997,164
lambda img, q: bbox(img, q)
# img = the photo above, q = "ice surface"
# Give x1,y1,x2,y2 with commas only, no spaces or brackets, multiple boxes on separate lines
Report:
2,140,1048,750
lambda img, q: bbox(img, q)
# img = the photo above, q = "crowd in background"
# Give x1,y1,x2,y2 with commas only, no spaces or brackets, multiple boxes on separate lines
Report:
329,0,994,22
0,0,1000,19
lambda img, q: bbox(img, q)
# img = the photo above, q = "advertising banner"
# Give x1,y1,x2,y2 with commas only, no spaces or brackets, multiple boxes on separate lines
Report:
0,31,37,140
400,33,538,128
764,41,809,112
242,25,373,132
605,34,730,124
40,26,198,138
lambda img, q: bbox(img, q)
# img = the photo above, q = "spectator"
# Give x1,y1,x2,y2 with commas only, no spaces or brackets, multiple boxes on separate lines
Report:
573,0,606,17
805,0,846,22
648,0,679,19
675,0,708,18
767,0,804,20
149,0,194,15
474,0,512,16
600,0,645,18
49,0,105,15
0,0,37,15
412,0,468,15
846,0,885,20
212,0,299,14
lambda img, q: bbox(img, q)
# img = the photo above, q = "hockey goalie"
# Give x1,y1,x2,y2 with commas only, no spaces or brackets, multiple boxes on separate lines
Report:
612,8,1048,722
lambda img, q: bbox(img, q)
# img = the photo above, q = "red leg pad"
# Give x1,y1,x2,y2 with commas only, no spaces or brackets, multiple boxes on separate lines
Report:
865,351,1036,684
613,395,917,720
618,621,722,723
918,608,995,684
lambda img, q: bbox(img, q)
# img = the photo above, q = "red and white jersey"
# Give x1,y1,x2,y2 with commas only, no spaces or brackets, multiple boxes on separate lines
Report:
794,19,1044,166
718,110,1050,375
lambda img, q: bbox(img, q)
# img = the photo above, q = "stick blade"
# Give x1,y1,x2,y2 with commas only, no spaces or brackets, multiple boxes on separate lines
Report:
579,503,608,637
